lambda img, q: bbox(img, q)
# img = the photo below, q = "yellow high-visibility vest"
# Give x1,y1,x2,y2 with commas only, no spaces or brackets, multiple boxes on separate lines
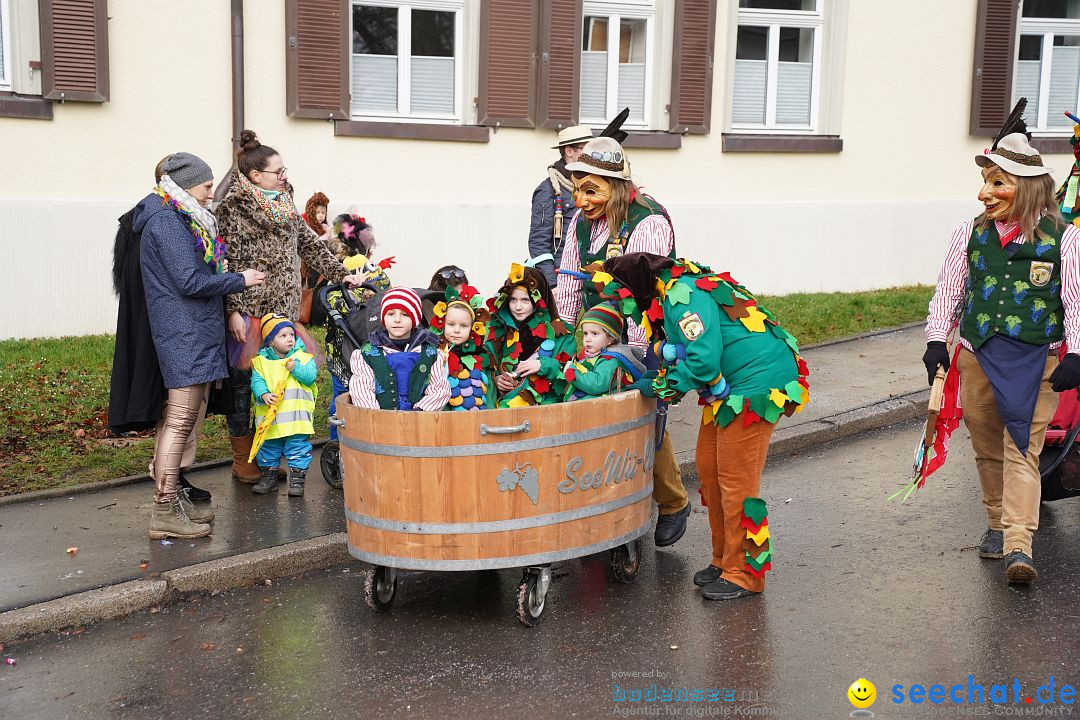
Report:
251,351,317,439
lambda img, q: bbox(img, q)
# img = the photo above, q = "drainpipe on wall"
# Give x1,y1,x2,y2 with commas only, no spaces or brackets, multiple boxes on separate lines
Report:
214,0,244,203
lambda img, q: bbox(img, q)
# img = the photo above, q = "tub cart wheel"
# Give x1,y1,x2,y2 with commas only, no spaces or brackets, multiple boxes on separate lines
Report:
609,539,641,583
364,565,397,611
320,440,342,489
516,566,551,627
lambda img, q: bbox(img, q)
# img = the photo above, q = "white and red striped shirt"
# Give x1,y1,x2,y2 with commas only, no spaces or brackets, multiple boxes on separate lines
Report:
926,219,1080,353
348,344,451,411
555,209,674,347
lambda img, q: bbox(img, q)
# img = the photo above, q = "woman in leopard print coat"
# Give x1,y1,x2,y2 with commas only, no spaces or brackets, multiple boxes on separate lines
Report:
215,130,361,481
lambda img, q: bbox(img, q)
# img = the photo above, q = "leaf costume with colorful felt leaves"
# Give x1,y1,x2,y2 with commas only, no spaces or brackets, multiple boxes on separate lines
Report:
430,284,495,411
563,347,642,401
484,263,575,407
585,258,810,427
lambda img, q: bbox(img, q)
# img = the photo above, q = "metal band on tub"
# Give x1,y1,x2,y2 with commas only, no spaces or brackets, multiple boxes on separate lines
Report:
343,482,653,534
338,412,654,457
346,523,652,572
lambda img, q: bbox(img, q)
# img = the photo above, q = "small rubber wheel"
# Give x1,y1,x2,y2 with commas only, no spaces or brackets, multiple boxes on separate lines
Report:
364,565,397,611
516,575,546,627
609,540,641,583
321,441,342,489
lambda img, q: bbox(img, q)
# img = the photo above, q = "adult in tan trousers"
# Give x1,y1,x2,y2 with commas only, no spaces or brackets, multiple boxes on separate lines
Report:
924,121,1080,584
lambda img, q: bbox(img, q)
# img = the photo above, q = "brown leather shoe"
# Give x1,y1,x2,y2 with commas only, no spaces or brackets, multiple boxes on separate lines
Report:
229,434,261,483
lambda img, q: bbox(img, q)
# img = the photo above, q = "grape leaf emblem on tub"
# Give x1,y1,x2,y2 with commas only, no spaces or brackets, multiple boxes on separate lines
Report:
496,464,540,505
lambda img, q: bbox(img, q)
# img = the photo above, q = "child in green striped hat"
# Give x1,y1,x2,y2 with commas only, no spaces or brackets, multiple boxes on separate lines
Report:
563,302,646,401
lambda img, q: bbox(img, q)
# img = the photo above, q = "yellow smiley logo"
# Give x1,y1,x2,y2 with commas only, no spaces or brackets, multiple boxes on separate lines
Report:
847,678,876,709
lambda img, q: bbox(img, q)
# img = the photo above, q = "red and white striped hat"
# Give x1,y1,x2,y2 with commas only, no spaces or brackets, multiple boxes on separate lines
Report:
380,287,422,327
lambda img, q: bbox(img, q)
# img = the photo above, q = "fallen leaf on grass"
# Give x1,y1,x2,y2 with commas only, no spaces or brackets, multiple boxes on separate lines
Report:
66,547,78,556
200,643,217,651
74,429,86,438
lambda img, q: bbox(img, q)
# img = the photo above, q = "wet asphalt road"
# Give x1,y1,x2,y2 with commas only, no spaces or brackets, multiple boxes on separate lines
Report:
4,422,1080,720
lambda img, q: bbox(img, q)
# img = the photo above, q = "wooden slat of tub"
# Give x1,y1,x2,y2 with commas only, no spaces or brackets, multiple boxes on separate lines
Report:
345,499,650,564
343,424,653,524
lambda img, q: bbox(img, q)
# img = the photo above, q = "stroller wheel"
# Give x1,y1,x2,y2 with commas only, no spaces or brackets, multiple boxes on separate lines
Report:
321,441,342,489
609,539,641,584
364,565,397,611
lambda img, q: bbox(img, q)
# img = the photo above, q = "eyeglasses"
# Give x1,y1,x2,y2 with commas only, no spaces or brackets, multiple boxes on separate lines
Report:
439,268,467,281
261,167,288,177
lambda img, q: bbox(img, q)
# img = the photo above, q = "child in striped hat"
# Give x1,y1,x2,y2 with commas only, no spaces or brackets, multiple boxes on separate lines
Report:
348,287,451,411
563,302,646,401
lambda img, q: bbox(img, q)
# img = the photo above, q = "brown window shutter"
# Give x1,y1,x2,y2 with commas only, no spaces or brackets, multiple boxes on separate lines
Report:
669,0,716,134
38,0,110,102
537,0,582,130
970,0,1020,136
286,0,349,119
478,0,538,127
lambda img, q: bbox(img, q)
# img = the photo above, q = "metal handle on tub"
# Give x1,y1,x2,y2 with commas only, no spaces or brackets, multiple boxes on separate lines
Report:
479,420,531,436
328,415,345,428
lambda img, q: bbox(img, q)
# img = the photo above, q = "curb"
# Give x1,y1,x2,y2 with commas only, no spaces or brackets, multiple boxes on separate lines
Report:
1,390,929,644
0,533,349,645
0,437,332,507
674,388,929,477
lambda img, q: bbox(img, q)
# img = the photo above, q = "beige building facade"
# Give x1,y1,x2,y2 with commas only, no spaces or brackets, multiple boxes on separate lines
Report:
0,0,1076,339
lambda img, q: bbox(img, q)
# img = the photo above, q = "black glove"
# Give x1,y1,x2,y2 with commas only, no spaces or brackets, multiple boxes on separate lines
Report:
922,341,950,386
1050,353,1080,392
624,371,658,398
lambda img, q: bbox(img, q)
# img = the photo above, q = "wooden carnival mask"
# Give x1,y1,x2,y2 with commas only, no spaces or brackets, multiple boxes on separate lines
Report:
572,173,612,221
978,165,1018,222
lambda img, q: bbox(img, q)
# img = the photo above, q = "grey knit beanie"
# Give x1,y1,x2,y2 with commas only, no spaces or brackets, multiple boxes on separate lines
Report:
162,152,213,190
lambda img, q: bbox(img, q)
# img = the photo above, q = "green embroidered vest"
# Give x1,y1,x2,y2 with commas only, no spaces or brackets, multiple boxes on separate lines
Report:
577,196,676,313
960,217,1065,349
360,343,439,410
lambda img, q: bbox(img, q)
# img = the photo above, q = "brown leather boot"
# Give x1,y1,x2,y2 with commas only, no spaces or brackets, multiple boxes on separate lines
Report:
230,434,261,483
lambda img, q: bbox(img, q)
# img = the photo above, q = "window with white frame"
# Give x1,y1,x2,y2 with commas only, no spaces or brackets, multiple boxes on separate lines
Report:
732,0,823,132
1013,0,1080,133
0,0,12,92
351,0,463,122
579,1,654,127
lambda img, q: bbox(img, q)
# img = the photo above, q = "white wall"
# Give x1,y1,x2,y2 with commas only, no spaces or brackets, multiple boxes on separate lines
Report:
0,0,1075,339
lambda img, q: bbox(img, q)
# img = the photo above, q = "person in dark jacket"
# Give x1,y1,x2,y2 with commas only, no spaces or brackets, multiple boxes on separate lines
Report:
109,200,165,435
110,158,218,503
528,125,592,287
137,152,265,540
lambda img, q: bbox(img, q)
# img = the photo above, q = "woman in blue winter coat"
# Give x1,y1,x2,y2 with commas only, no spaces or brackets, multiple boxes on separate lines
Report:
136,152,265,540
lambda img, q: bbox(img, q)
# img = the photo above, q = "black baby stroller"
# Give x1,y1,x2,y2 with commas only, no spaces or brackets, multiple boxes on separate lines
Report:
317,282,441,487
1039,380,1080,502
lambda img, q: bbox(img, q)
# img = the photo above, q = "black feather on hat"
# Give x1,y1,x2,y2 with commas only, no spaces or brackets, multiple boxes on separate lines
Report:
993,98,1031,150
599,107,631,144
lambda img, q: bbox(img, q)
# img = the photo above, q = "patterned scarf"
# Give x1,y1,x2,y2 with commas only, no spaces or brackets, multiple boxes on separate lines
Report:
239,172,298,225
155,175,226,273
